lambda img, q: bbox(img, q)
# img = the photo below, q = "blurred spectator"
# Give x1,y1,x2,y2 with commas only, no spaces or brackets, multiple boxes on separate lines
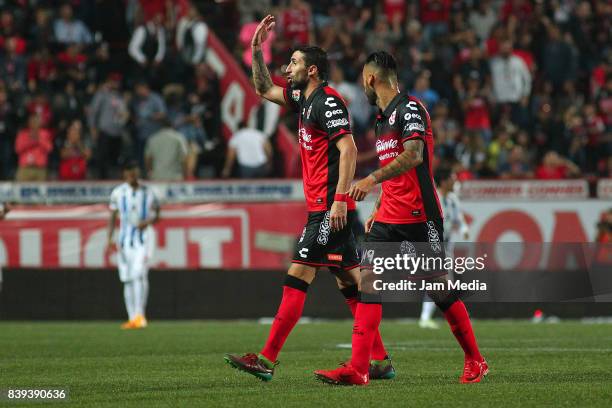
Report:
541,22,577,93
57,44,88,87
490,38,531,126
29,7,55,49
534,151,580,179
365,15,401,55
14,114,52,181
128,13,166,85
88,74,129,179
420,0,451,45
58,119,91,180
26,92,52,129
132,81,166,169
278,0,314,47
499,145,532,179
144,119,188,181
596,209,612,245
487,128,514,172
468,0,496,43
176,5,209,66
411,70,439,110
0,37,27,94
53,3,92,45
222,122,271,178
461,71,492,143
0,87,17,180
239,13,274,68
27,47,57,93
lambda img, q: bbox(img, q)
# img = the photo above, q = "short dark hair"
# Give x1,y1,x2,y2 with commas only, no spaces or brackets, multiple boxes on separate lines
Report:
434,167,453,186
293,46,329,80
365,51,398,79
121,159,139,171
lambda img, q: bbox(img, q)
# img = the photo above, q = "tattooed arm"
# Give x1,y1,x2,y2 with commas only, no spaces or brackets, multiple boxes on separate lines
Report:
349,139,424,201
251,15,287,106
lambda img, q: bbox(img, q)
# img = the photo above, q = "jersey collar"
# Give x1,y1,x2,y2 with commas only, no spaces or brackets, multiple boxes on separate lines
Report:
305,81,327,105
380,92,403,118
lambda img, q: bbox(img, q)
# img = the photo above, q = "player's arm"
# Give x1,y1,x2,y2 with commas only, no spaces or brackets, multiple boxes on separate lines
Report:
137,197,160,230
107,209,118,248
251,15,286,106
330,135,357,232
349,139,423,201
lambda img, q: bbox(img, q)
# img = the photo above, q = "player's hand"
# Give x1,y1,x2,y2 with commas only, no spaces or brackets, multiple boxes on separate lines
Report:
251,14,275,48
349,175,376,201
365,213,376,233
137,220,150,231
330,201,347,232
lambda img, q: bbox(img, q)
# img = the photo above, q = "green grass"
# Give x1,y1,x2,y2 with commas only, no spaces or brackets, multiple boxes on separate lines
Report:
1,320,612,407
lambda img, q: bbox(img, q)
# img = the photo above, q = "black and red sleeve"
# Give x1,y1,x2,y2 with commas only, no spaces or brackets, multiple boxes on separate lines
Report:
314,94,352,141
399,99,428,143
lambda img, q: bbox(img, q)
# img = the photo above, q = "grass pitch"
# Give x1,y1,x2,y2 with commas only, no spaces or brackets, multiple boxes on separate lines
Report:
1,320,612,407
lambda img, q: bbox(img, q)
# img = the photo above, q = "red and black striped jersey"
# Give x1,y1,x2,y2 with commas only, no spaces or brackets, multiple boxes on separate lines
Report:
374,93,443,224
283,82,356,212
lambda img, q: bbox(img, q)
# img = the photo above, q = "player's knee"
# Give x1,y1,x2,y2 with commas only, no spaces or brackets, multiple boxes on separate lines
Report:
287,264,316,285
432,290,459,312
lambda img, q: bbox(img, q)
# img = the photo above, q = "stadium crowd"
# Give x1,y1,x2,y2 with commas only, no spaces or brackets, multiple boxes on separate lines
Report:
0,0,610,181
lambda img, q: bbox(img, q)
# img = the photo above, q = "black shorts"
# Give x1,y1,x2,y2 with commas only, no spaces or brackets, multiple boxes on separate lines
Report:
366,219,446,259
292,210,361,271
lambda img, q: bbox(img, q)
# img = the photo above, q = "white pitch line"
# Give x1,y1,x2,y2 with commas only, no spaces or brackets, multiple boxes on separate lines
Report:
334,343,612,353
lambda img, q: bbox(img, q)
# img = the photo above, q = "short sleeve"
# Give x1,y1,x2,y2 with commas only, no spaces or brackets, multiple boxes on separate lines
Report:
283,87,301,112
109,188,119,211
400,99,427,143
315,94,352,141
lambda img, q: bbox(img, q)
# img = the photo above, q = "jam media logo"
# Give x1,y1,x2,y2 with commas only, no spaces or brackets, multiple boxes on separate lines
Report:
317,211,331,245
292,89,301,101
389,109,396,125
426,221,442,253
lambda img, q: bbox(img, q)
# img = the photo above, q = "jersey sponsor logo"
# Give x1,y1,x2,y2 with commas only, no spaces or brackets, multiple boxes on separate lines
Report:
325,109,343,118
317,211,331,245
379,152,399,161
298,127,313,150
292,89,301,101
327,253,343,261
411,209,422,216
299,247,309,258
407,122,425,132
326,118,349,128
375,139,398,153
407,101,418,111
404,112,422,120
426,221,442,253
324,97,337,107
389,109,396,125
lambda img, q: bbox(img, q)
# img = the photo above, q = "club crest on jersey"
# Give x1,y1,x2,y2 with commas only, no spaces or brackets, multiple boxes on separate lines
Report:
292,89,301,101
389,109,396,125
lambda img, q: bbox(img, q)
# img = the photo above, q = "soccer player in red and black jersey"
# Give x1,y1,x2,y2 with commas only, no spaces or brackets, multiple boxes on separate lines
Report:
225,15,392,382
315,51,488,385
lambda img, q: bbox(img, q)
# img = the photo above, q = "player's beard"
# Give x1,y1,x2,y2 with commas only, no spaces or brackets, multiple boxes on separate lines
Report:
365,86,377,106
290,73,308,92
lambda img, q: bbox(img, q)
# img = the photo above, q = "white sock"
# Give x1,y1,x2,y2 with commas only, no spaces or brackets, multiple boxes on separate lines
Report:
124,282,136,321
420,301,436,321
133,278,143,317
140,275,149,317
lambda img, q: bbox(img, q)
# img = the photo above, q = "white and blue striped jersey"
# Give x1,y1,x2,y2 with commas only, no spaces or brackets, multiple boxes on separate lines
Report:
437,188,469,243
109,183,159,249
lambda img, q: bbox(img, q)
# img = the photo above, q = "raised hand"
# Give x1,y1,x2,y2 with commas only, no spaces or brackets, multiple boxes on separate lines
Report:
251,15,276,48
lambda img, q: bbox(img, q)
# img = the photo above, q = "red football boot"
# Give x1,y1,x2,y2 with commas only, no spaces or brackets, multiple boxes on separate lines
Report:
314,363,369,386
460,358,489,383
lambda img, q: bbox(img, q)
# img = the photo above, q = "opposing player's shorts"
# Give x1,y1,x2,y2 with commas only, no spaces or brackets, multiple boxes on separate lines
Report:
117,245,150,282
366,219,446,262
292,210,360,271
